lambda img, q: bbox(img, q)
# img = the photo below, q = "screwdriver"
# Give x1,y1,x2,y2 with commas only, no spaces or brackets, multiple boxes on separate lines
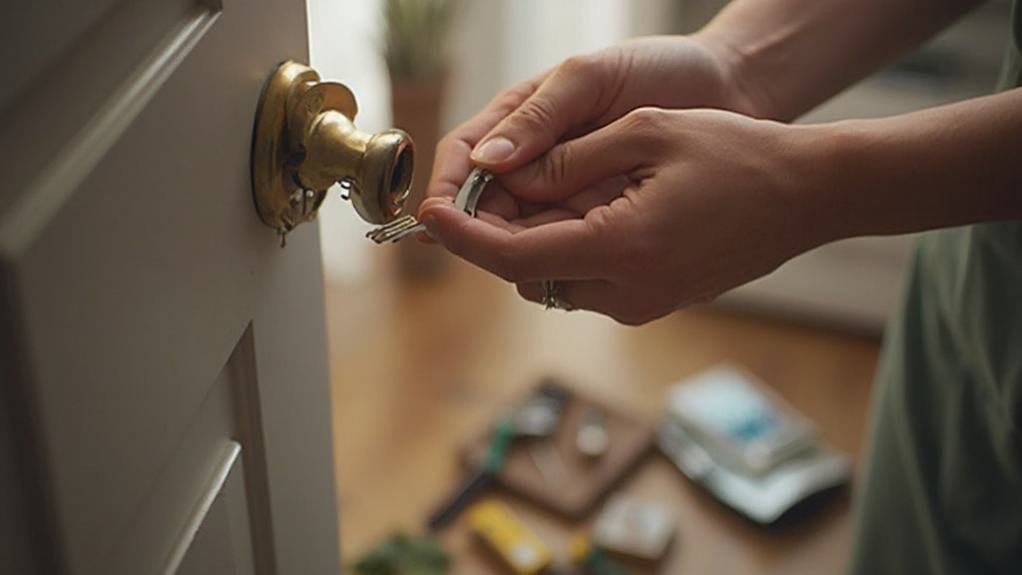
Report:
426,417,516,531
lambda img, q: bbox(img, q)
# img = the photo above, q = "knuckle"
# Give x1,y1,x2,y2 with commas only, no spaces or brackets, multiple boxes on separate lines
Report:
440,220,469,256
612,308,647,327
491,85,532,114
443,214,482,259
582,204,616,237
433,136,468,171
435,134,456,156
582,205,628,252
543,144,572,187
494,244,523,283
555,54,600,83
558,55,598,79
516,283,539,303
627,106,666,125
623,107,668,141
614,303,661,326
509,97,558,135
505,144,573,194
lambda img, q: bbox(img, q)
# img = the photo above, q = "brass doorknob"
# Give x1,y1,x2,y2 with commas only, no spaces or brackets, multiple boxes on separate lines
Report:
251,61,414,242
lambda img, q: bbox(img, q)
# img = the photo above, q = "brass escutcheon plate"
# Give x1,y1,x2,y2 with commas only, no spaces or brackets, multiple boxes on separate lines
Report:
251,60,414,241
251,61,353,234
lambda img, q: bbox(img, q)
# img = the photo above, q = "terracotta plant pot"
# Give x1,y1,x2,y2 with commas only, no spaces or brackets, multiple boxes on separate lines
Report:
389,74,450,281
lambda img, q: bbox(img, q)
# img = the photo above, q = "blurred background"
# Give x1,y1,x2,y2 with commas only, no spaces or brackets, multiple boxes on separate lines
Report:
311,0,1011,331
305,1,1013,573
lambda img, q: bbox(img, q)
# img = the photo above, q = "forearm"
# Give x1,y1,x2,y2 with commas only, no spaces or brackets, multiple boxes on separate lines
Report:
695,0,983,121
818,88,1022,240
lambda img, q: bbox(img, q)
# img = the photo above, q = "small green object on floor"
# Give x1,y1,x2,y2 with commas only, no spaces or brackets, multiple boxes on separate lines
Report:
583,547,629,575
351,532,450,575
577,545,629,575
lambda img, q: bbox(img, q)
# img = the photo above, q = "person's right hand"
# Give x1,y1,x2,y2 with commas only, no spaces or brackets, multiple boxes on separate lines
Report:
418,106,835,325
419,35,764,232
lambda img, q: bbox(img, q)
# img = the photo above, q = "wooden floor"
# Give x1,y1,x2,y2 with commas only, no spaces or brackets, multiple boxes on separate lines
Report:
325,251,881,574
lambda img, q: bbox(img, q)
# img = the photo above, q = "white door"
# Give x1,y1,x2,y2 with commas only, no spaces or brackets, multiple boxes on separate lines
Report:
0,1,342,573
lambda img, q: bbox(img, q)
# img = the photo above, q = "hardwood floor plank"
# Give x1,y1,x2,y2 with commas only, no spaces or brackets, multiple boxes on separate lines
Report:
326,255,880,574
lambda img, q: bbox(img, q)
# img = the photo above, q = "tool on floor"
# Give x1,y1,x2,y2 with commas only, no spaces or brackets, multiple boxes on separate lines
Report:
428,383,573,530
468,500,552,575
516,383,571,486
459,380,655,520
569,534,630,575
513,382,569,438
351,532,450,575
427,417,515,531
591,494,675,563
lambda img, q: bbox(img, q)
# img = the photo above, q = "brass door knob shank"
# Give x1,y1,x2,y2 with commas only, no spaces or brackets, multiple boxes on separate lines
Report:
251,61,414,240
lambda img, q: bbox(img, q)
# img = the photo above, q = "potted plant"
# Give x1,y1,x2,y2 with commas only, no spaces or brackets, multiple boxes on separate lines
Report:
383,0,459,280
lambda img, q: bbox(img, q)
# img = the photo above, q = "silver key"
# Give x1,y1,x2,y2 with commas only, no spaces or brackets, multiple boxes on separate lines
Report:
454,166,494,216
366,167,494,243
366,214,422,243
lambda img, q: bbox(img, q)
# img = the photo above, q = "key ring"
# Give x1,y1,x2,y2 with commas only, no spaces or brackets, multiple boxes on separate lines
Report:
367,167,494,244
541,280,573,311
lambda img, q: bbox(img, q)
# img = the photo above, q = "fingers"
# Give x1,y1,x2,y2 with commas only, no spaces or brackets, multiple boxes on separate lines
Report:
418,199,608,282
498,109,662,203
418,78,545,244
418,180,522,245
473,181,520,222
471,56,615,170
425,74,548,204
509,207,577,228
516,280,614,310
515,280,654,325
558,176,632,215
516,280,668,326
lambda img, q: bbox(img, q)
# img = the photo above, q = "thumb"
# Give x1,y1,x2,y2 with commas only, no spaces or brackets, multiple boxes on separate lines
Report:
470,56,608,171
498,111,654,203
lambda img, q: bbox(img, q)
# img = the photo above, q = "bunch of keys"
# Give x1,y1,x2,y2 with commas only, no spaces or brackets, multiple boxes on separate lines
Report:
367,167,495,243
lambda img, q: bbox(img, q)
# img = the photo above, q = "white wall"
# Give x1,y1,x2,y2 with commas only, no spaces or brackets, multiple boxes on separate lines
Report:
307,0,388,284
501,0,628,85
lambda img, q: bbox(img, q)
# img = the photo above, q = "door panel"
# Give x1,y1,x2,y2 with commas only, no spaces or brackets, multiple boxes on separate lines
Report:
1,0,138,111
172,442,255,575
1,1,340,574
0,0,222,234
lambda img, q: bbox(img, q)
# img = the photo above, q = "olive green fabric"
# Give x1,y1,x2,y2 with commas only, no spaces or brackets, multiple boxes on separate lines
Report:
848,6,1022,574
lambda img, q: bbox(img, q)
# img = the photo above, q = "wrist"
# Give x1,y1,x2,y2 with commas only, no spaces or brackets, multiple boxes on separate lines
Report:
690,29,778,120
779,121,872,248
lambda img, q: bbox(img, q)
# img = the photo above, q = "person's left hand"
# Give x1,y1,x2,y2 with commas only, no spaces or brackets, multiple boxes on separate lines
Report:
418,107,840,325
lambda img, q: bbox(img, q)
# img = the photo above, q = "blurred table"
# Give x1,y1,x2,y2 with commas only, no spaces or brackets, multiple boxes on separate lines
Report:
325,255,880,574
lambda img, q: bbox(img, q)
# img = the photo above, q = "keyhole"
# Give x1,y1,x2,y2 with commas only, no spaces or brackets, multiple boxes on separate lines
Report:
388,145,414,210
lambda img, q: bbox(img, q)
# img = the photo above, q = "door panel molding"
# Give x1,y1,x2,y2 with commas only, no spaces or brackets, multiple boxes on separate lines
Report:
162,441,243,574
228,324,277,574
103,337,248,574
0,268,64,573
0,0,221,257
1,1,339,573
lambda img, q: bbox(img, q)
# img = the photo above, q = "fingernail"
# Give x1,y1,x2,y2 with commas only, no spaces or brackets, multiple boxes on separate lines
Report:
471,136,516,164
421,215,439,241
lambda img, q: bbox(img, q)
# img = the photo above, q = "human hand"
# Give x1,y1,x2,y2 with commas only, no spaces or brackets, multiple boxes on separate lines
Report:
418,107,836,325
420,36,762,230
